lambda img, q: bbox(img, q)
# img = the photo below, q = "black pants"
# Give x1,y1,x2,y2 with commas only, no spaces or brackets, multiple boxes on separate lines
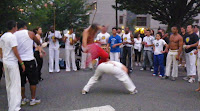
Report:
0,61,3,80
134,49,141,62
122,46,132,70
163,53,167,66
34,51,43,80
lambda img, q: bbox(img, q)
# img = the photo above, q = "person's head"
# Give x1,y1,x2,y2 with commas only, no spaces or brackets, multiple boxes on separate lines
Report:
150,29,154,36
117,27,122,33
6,20,17,33
187,25,193,34
171,26,178,34
88,23,99,36
112,27,117,35
156,32,162,40
17,20,27,29
69,26,73,34
180,26,186,33
146,29,151,36
134,32,140,38
158,29,165,36
125,27,129,33
50,25,55,32
101,25,106,33
193,25,199,33
33,26,42,35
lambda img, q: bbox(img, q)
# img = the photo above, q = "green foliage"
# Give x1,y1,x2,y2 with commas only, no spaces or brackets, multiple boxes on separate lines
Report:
116,0,200,30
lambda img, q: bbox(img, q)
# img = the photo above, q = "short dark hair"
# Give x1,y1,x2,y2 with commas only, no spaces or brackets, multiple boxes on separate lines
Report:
181,26,186,29
134,32,140,38
156,32,162,38
146,29,151,32
117,27,121,30
17,20,27,29
112,27,117,30
193,25,199,29
6,20,17,30
172,25,179,30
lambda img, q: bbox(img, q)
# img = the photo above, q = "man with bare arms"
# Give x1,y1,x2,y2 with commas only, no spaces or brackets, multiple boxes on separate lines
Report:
164,26,183,81
82,24,109,66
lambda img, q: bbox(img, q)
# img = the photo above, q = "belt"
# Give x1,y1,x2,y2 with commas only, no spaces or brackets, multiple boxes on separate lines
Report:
169,50,178,52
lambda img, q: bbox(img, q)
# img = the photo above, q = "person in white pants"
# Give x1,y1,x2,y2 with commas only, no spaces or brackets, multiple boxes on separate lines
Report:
48,26,62,73
107,27,122,62
194,41,200,91
80,52,93,69
64,28,77,71
164,26,183,81
82,61,137,95
0,20,25,111
183,25,199,83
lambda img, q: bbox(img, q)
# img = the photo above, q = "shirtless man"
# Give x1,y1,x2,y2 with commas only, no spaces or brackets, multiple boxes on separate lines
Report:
164,26,183,81
82,24,109,65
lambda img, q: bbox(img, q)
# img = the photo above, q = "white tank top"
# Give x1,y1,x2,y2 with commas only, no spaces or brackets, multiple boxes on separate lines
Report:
123,33,132,47
14,30,34,61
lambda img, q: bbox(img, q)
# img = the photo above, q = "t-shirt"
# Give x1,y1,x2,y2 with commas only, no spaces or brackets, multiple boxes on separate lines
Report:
108,35,122,52
184,33,199,53
198,40,200,58
134,38,142,51
64,33,76,49
143,36,154,51
48,31,62,48
0,32,18,64
96,32,110,44
153,39,166,55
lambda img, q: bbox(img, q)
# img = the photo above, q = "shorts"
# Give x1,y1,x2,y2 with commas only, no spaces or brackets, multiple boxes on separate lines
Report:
19,60,38,87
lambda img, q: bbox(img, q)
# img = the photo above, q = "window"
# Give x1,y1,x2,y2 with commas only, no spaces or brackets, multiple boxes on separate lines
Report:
136,17,147,26
119,16,123,24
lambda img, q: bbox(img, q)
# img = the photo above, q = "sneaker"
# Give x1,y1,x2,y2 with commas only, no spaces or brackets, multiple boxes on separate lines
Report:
152,74,156,76
159,75,163,77
188,78,195,83
140,68,146,71
183,77,189,81
130,89,138,94
171,77,176,81
21,98,30,106
138,62,142,66
30,99,41,106
178,64,182,67
81,90,88,95
135,62,138,66
164,76,169,79
150,68,154,72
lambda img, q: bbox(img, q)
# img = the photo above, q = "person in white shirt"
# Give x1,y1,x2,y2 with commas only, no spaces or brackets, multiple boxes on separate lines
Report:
81,61,137,95
47,25,62,73
122,27,134,73
140,30,154,71
193,25,199,38
133,33,142,66
63,27,77,71
152,32,168,77
194,40,200,92
0,20,25,111
14,21,42,106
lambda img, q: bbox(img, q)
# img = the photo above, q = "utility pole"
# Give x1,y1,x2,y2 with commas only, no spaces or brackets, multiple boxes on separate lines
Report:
115,0,118,28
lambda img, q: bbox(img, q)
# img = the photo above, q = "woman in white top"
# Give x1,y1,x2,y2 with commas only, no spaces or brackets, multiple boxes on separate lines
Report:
133,33,142,66
33,27,45,81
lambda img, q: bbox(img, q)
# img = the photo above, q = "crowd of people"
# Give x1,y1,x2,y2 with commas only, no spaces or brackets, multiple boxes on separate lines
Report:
0,19,200,111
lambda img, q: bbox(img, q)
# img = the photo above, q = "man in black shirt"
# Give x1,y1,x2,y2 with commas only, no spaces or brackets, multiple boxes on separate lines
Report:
179,26,187,66
183,25,199,83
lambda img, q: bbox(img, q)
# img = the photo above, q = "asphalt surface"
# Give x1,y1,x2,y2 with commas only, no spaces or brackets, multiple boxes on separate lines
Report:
0,48,200,111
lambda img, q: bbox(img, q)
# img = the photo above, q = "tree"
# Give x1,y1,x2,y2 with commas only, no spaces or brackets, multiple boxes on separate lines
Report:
115,0,200,31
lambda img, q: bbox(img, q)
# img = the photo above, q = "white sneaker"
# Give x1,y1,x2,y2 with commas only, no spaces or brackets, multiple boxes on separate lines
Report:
30,99,41,106
178,64,182,67
188,78,195,83
21,98,30,106
140,68,144,71
130,89,138,94
81,90,88,95
135,62,138,66
138,62,142,66
150,68,154,72
152,74,156,76
183,77,189,81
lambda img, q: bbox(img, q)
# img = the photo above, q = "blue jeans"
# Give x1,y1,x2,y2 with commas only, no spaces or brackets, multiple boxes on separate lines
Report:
154,54,164,76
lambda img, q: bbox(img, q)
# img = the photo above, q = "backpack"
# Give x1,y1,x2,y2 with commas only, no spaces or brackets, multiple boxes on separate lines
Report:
59,58,66,69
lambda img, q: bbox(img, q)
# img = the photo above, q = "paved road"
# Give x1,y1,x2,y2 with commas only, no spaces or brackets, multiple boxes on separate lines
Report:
0,48,200,111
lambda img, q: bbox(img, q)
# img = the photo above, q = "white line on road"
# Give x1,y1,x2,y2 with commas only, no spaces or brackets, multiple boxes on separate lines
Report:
71,105,115,111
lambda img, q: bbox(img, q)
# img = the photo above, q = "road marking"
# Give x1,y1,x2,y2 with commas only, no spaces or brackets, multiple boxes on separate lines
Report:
71,105,115,111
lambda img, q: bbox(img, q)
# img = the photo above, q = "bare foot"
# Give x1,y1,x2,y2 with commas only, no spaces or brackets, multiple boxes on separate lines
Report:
195,88,200,92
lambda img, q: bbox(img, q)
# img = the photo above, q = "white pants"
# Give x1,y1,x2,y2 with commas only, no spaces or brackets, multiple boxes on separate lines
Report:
165,50,178,77
197,57,200,81
110,52,120,62
185,50,197,76
3,62,21,111
49,48,60,72
65,49,77,71
80,52,93,69
83,63,136,92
